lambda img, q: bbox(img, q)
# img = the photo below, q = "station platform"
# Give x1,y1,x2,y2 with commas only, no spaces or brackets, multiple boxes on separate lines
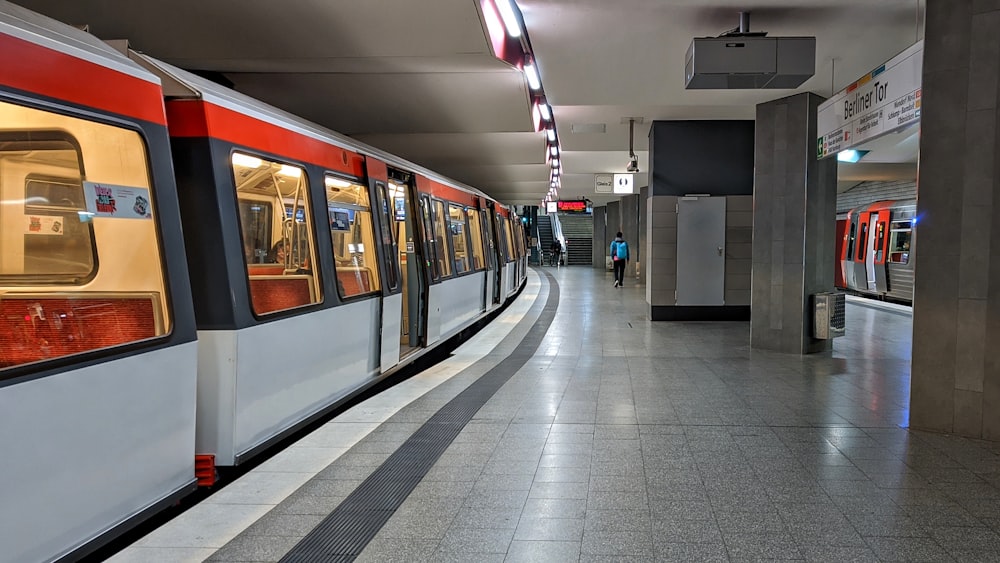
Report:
110,267,1000,563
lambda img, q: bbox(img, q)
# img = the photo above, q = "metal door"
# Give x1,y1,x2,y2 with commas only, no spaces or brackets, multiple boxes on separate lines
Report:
676,196,726,306
371,178,402,372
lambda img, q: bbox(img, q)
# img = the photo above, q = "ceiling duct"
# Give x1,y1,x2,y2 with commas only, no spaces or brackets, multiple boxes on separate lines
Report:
685,11,815,89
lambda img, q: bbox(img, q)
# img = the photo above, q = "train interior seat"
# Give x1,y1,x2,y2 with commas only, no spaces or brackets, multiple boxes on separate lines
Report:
248,276,313,314
0,295,159,368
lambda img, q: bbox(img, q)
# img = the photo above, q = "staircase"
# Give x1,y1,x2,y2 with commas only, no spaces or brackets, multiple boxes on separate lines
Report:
560,215,593,265
537,215,555,265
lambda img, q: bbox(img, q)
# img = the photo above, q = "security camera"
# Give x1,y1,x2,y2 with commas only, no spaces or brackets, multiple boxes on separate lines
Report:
626,156,639,173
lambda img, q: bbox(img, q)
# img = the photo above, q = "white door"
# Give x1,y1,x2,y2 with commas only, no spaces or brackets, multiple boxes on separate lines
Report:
676,196,727,306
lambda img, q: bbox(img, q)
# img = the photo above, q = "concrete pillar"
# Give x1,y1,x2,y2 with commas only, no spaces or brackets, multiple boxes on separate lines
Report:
911,1,1000,439
751,92,838,354
638,186,648,283
606,200,621,268
621,194,640,279
592,206,607,269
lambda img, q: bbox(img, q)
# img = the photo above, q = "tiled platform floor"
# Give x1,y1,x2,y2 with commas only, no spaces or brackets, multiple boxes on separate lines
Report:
115,267,1000,562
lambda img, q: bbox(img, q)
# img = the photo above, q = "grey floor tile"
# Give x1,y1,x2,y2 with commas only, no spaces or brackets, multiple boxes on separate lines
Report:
437,526,515,554
522,497,589,519
207,534,301,562
513,517,585,541
723,532,803,561
581,530,654,557
505,540,581,563
798,545,879,563
864,536,955,562
654,541,729,563
354,538,440,563
241,513,325,537
585,509,652,533
651,518,723,543
529,481,591,500
587,490,649,511
452,506,523,529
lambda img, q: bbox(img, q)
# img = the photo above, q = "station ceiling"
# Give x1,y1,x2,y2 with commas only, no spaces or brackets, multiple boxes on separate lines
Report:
14,0,924,206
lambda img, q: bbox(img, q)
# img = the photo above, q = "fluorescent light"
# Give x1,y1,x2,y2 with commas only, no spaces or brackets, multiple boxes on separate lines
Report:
549,146,558,157
232,153,262,168
539,103,551,121
524,63,541,90
551,158,560,168
325,177,352,188
545,128,556,142
278,165,302,178
837,149,868,163
495,0,522,38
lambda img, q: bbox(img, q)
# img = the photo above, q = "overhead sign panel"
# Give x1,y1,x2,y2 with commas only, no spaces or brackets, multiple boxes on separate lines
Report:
613,173,634,194
816,41,922,159
595,174,613,193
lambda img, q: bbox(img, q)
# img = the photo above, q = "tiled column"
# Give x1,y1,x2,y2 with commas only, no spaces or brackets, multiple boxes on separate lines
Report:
751,92,838,354
592,205,607,269
621,194,640,279
911,1,1000,439
646,195,677,312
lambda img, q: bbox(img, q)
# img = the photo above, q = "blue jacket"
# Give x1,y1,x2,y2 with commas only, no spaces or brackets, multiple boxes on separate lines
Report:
610,239,629,260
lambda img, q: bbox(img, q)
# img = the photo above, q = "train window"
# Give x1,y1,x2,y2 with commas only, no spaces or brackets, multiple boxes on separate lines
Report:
432,200,453,277
240,200,273,264
503,216,515,261
419,196,440,280
231,153,321,315
325,175,381,298
857,222,868,261
448,204,471,274
846,222,856,260
373,181,399,290
0,100,171,372
496,213,509,261
875,221,887,262
889,221,912,264
466,208,486,271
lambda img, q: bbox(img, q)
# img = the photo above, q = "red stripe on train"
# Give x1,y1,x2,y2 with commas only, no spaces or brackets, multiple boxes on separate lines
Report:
0,34,167,126
166,100,365,176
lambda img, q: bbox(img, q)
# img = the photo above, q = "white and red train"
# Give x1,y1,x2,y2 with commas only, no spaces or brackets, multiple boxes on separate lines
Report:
0,3,527,561
835,199,916,304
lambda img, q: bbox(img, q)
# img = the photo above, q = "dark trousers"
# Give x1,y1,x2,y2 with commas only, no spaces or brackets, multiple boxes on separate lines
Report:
613,259,626,285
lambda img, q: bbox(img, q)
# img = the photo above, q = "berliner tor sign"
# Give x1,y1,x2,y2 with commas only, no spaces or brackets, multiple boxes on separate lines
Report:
816,41,922,159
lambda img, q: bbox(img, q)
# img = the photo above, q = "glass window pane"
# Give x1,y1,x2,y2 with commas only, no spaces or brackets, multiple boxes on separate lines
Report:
325,175,380,298
420,196,439,280
0,99,170,371
373,181,398,290
232,153,321,315
466,208,486,271
433,200,452,277
448,204,470,274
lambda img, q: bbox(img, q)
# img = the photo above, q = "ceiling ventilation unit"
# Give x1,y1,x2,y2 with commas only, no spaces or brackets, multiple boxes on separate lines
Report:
685,12,815,89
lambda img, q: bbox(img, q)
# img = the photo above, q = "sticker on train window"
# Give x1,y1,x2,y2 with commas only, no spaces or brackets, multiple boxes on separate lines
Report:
82,182,153,219
24,215,64,235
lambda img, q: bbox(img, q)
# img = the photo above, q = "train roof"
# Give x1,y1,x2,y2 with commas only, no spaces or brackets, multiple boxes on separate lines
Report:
128,51,496,203
0,0,158,86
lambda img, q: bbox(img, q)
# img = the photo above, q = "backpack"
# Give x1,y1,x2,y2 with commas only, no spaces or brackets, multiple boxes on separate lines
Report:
612,240,628,260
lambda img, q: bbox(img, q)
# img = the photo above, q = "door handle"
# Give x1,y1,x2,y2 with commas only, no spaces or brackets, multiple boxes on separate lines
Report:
717,246,724,256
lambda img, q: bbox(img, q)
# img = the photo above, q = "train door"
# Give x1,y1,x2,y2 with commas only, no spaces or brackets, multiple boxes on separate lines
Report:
383,172,428,360
853,211,871,291
869,209,891,294
485,205,502,305
371,177,402,371
477,206,494,310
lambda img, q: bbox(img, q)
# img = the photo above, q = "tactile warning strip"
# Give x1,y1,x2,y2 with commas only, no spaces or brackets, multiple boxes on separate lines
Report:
280,271,559,563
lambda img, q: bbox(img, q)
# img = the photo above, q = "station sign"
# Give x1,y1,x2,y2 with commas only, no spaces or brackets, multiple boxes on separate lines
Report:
817,41,923,159
595,174,613,193
613,173,634,194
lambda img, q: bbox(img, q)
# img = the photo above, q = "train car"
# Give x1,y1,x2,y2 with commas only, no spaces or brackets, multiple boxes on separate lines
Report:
0,4,526,559
837,199,916,303
124,54,526,470
0,4,198,562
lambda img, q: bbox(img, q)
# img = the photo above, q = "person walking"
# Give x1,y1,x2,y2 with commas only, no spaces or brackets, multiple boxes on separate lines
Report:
610,231,629,287
550,239,562,267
